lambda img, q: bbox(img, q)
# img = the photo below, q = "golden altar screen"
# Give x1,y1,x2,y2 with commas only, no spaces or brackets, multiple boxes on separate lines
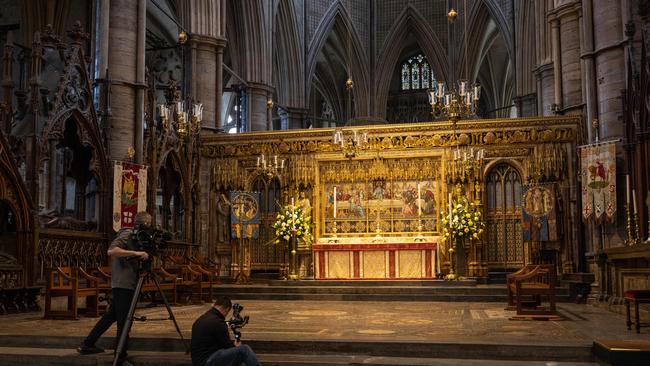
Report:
314,157,441,280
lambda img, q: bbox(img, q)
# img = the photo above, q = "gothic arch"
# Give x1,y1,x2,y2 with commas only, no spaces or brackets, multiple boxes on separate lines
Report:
374,5,449,118
273,0,304,108
0,132,35,285
306,0,370,118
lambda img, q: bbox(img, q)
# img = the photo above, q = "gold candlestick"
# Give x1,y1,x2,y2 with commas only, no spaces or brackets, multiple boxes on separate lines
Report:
633,210,641,245
625,204,636,246
414,215,425,242
328,220,339,243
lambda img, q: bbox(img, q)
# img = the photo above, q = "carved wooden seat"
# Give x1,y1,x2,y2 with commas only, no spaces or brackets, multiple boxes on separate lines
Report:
44,266,100,319
506,264,538,310
89,266,112,311
189,256,221,283
139,269,178,305
508,265,557,316
161,257,203,304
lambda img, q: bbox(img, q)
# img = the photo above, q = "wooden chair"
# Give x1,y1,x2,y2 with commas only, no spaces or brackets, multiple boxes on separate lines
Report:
139,268,179,305
625,290,650,333
510,265,557,316
506,264,538,310
89,266,112,312
189,256,221,281
160,264,202,303
44,267,100,319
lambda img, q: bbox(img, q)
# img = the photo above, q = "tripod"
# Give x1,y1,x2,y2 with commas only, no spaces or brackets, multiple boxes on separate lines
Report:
112,260,189,366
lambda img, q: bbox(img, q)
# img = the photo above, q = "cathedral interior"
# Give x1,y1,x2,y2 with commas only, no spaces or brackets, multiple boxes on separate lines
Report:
0,0,650,365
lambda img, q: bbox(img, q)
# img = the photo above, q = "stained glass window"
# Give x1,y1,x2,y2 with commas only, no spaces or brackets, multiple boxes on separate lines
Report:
400,53,433,91
401,63,410,90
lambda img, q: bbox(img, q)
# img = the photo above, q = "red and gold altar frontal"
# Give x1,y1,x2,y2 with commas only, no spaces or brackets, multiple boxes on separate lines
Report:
202,116,580,280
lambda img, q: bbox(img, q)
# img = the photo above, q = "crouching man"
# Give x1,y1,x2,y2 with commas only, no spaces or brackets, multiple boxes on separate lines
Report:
191,295,262,366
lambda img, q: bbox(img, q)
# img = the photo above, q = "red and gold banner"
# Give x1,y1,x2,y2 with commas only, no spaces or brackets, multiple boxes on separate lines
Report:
113,161,148,231
580,142,616,222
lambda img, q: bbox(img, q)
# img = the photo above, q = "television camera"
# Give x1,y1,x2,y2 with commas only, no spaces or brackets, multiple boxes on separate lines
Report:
227,303,249,341
131,225,172,259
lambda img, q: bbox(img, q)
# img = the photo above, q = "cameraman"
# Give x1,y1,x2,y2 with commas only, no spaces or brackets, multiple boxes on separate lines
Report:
191,296,262,366
77,212,152,366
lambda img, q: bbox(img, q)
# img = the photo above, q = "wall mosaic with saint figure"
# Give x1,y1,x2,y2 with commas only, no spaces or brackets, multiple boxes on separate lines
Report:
319,158,442,237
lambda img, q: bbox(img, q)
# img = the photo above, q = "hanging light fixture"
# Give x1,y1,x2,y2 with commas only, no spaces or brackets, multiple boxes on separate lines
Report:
256,154,284,180
430,0,480,123
158,100,202,140
332,129,368,159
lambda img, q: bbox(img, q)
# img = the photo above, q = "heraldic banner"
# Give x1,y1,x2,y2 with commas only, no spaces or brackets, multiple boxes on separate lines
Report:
230,191,261,239
522,184,557,242
113,161,148,231
579,142,616,222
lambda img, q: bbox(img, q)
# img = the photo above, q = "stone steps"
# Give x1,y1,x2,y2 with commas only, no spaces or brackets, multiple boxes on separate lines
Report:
0,348,599,366
211,283,571,302
0,335,595,365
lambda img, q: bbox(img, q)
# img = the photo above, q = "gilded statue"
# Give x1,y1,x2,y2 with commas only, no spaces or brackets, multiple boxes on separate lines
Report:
298,191,312,221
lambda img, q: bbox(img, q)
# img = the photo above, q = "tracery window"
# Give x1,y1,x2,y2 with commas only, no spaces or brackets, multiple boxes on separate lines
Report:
400,54,434,91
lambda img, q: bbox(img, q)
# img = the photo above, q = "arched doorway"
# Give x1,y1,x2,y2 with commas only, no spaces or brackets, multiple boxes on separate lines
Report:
485,163,524,277
250,176,283,275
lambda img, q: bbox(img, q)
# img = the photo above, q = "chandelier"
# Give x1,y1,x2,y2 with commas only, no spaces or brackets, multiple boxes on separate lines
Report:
332,129,368,159
428,80,480,122
447,147,485,184
158,100,202,140
256,154,284,180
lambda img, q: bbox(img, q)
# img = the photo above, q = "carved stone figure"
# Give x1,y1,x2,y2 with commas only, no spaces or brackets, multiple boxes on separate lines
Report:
216,193,231,243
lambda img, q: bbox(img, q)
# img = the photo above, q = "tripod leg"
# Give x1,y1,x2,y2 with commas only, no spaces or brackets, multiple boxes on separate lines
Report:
150,273,190,353
112,276,144,366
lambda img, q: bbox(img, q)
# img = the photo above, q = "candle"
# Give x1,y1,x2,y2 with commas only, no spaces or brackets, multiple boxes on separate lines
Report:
633,189,638,214
257,156,260,167
281,159,284,169
417,183,422,216
626,175,631,204
291,198,295,228
333,187,337,218
274,155,278,166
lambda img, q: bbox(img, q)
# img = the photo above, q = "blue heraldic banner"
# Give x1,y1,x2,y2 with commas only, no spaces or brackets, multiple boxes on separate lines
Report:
230,191,261,239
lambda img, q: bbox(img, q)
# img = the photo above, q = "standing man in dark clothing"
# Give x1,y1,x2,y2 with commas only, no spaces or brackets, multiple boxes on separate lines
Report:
77,212,152,366
191,296,262,366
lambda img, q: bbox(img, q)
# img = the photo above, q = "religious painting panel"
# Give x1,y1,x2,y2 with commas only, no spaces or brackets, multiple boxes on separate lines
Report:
320,158,440,237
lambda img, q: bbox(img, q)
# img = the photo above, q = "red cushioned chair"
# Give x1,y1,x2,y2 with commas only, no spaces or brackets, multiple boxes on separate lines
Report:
624,290,650,333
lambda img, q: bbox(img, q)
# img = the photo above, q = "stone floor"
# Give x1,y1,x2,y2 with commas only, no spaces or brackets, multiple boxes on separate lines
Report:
1,300,648,346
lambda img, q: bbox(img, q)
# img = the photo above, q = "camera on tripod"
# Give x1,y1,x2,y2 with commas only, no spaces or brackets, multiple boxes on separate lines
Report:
228,303,249,341
131,225,172,259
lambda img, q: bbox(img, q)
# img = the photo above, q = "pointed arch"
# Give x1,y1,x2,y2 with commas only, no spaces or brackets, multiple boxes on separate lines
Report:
460,0,514,84
374,5,449,118
273,0,304,108
306,0,370,118
0,131,35,285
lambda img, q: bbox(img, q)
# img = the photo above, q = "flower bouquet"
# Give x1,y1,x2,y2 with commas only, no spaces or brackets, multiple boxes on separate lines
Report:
273,204,313,245
440,196,485,243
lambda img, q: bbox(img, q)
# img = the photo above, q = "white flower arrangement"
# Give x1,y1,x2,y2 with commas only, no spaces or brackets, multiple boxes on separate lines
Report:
273,204,312,245
440,196,485,242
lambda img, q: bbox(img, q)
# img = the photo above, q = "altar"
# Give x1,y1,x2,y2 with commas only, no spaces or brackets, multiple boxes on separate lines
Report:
313,237,438,280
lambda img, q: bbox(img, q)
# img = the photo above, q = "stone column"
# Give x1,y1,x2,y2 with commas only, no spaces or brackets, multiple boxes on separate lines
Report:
190,35,219,127
581,0,598,142
280,107,309,130
550,18,563,111
106,0,146,160
215,39,226,129
549,3,582,114
592,0,625,140
248,83,273,131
